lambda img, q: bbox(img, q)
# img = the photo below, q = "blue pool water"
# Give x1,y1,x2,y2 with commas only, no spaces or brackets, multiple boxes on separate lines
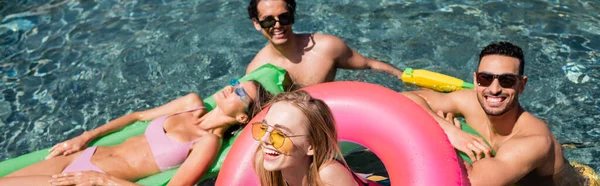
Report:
1,0,599,181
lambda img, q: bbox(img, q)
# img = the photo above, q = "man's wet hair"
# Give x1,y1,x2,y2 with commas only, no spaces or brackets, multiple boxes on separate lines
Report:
478,42,525,75
248,0,296,20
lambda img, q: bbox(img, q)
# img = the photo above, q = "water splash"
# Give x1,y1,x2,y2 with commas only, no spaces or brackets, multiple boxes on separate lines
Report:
562,62,591,84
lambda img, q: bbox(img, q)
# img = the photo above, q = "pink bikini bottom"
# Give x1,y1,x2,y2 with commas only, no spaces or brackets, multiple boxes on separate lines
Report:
62,146,105,173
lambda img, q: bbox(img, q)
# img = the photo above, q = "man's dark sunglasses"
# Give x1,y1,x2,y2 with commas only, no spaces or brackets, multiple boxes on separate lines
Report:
476,72,522,88
258,13,294,28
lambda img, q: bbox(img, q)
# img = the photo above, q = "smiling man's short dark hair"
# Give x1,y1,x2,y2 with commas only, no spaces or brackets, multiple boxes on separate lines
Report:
247,0,296,20
478,42,525,75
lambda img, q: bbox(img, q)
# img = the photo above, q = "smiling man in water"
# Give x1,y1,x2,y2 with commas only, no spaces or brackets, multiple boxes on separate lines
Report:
402,42,589,185
246,0,403,88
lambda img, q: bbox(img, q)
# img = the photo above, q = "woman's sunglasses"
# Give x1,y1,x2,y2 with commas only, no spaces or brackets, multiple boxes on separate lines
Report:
258,13,294,29
476,72,522,88
251,122,305,152
230,79,250,112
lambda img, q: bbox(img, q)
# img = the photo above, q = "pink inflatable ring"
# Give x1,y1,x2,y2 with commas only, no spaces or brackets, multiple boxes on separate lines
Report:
216,81,469,186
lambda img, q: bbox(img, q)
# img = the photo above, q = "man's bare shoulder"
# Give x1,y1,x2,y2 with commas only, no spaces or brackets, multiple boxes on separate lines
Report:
498,111,554,153
246,45,276,73
500,113,554,157
311,33,347,52
254,45,276,61
312,33,344,42
517,111,553,136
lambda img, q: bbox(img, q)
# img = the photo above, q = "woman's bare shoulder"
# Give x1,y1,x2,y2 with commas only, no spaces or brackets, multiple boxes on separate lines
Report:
319,160,359,186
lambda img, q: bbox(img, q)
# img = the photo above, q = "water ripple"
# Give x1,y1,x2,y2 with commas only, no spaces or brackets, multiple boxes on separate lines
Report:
0,0,599,174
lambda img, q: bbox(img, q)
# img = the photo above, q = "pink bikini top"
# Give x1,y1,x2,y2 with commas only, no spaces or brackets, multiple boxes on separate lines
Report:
145,107,205,171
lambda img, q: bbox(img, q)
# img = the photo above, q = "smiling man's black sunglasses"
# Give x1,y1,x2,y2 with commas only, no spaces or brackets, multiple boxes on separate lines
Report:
476,72,522,88
258,13,294,28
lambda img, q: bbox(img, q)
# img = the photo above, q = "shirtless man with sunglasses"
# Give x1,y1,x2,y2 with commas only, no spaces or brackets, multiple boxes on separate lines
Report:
246,0,403,88
402,42,587,185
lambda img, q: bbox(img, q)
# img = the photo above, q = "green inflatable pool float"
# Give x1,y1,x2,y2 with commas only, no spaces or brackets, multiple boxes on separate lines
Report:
457,120,497,164
0,64,290,185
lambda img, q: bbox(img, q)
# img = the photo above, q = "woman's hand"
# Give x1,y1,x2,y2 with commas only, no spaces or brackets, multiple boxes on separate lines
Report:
46,132,93,159
436,111,492,162
49,171,135,186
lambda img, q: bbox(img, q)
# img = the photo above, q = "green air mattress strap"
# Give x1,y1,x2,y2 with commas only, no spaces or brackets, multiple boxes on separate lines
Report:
0,63,289,185
457,120,497,164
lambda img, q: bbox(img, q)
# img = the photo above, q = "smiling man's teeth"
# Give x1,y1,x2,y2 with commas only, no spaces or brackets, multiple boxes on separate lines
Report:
487,97,503,103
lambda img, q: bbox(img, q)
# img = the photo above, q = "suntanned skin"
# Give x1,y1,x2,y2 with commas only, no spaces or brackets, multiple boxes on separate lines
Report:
255,101,362,186
402,55,586,186
0,82,259,186
247,0,403,88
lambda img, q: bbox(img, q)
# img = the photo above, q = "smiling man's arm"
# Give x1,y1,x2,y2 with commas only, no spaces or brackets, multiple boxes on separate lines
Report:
466,135,552,186
316,34,403,79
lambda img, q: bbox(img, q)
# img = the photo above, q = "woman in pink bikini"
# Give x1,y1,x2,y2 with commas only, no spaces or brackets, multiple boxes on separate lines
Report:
0,79,272,185
253,91,373,186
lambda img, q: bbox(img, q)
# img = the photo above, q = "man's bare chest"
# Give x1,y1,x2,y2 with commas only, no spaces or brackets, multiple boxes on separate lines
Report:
275,60,336,85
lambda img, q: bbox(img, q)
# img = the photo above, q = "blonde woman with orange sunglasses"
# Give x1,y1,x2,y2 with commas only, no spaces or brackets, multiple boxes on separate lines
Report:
253,90,373,186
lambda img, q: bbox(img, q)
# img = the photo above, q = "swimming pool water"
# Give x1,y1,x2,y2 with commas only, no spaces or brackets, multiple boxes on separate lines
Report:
1,0,599,182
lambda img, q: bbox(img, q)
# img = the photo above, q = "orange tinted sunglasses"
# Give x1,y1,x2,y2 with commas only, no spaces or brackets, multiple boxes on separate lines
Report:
251,122,306,150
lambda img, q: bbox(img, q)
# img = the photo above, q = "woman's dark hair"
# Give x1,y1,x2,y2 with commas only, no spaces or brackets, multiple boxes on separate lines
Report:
247,0,296,20
478,42,525,75
247,81,273,118
224,80,274,138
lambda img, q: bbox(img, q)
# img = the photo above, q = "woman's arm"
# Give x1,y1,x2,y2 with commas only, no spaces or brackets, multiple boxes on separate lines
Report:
47,93,205,159
167,134,221,186
89,93,205,139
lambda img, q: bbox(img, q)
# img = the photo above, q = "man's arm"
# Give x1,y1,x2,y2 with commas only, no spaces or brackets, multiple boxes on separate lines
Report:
326,35,403,78
401,90,466,133
403,89,465,114
402,90,492,161
466,135,552,186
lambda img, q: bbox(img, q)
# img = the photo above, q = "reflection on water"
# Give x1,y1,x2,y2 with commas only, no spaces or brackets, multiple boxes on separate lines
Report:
1,0,599,177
